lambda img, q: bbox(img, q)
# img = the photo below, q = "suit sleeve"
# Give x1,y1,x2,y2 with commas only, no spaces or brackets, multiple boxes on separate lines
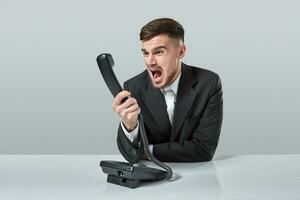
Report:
116,82,144,163
153,74,223,162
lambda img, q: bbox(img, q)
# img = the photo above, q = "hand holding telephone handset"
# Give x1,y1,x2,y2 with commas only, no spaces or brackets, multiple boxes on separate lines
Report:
97,53,173,188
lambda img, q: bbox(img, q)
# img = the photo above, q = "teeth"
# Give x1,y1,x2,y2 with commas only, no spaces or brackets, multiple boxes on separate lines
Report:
149,68,162,80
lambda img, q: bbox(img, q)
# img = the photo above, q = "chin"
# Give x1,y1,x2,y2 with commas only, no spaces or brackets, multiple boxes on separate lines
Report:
151,80,166,89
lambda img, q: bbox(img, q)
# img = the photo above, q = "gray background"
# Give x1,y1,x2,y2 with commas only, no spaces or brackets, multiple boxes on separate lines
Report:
0,0,299,157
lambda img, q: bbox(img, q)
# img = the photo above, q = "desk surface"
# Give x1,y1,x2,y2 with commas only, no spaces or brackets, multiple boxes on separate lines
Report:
0,154,299,199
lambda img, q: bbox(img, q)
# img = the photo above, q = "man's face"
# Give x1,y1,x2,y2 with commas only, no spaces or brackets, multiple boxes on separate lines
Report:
141,34,186,89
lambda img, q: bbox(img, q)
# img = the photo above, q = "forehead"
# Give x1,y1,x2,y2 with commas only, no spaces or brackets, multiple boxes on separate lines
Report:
142,34,176,51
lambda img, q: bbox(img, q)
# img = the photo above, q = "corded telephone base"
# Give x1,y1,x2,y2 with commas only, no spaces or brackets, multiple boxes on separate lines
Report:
100,160,167,188
106,174,140,188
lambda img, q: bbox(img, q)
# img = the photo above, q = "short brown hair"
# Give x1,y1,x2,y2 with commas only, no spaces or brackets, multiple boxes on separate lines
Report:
140,18,184,43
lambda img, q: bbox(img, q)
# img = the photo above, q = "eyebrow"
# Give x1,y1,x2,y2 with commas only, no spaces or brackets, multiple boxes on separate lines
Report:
141,45,167,53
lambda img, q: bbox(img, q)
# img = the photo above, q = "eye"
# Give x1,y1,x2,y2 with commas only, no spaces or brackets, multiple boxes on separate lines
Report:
154,50,164,55
142,52,149,57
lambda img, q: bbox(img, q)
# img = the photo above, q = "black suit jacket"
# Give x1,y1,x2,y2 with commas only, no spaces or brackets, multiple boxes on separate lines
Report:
117,63,223,162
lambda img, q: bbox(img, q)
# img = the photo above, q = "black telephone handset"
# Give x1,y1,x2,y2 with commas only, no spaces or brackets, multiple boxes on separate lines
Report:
96,54,127,102
96,53,173,188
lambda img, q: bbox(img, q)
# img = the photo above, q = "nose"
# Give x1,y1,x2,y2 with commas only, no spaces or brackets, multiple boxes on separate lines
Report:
146,54,156,67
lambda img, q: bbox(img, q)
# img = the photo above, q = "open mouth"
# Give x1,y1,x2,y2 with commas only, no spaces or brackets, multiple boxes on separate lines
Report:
150,69,163,83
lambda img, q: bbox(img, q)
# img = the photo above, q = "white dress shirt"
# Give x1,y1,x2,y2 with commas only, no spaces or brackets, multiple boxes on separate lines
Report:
121,73,181,154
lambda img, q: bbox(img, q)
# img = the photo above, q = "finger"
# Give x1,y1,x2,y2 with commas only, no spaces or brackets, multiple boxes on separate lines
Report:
121,103,139,117
115,97,136,114
126,108,141,121
119,97,137,110
112,90,131,108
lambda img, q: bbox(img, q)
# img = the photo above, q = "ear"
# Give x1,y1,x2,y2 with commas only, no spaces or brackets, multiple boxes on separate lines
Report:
178,44,186,59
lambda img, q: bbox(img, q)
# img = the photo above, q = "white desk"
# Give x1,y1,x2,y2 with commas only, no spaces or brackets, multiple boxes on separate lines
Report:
0,155,299,199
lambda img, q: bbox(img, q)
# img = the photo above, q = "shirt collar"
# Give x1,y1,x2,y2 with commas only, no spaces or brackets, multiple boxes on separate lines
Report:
161,72,181,96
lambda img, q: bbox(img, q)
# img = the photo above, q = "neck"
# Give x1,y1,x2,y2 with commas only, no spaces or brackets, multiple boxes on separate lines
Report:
168,62,182,86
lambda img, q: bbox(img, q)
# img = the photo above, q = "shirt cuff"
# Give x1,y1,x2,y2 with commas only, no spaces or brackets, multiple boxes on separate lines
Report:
120,120,139,143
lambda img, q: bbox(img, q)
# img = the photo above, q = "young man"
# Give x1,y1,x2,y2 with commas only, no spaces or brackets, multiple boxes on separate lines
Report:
112,18,223,162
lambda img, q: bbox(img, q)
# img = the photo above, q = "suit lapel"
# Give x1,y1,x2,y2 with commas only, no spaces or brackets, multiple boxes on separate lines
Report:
142,75,171,128
171,63,198,141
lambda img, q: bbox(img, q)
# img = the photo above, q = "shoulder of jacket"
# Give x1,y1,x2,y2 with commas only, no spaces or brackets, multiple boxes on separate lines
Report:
184,63,220,81
123,69,148,90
